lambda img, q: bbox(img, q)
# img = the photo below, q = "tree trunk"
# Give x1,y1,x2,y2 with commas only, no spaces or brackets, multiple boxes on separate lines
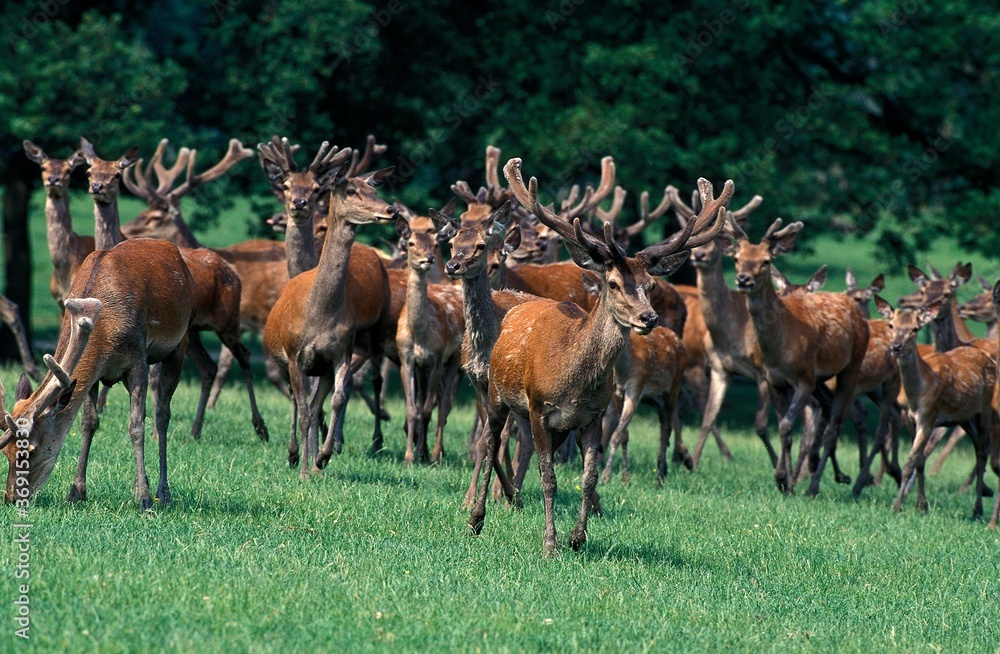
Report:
1,152,33,363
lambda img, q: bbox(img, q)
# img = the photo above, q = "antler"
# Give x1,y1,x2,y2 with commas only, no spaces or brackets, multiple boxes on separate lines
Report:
559,156,617,222
346,134,386,178
623,187,671,238
595,186,627,231
485,146,501,191
25,298,102,417
637,177,735,263
167,139,254,200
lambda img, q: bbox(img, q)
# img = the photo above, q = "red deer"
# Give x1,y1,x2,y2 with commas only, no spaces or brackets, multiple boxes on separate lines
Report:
394,214,465,464
874,296,997,523
22,141,92,311
957,275,999,339
670,190,777,467
1,239,195,510
723,217,869,496
263,161,395,477
115,139,270,442
484,157,732,556
80,137,139,249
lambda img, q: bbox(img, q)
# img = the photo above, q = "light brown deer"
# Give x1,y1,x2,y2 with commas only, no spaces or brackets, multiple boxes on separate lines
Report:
1,238,195,509
80,138,139,250
874,296,997,522
394,213,465,464
958,275,999,338
483,157,732,556
117,139,269,442
724,217,869,496
22,141,92,311
263,161,395,477
671,189,777,468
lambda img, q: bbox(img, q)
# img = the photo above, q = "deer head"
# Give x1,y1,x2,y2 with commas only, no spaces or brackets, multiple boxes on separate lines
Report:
722,216,803,293
396,212,446,273
325,162,397,226
80,138,139,204
902,262,972,315
958,274,999,324
844,269,885,309
771,264,828,297
504,157,733,335
258,136,353,224
439,202,519,281
874,296,942,358
673,187,763,270
1,298,102,501
23,141,85,199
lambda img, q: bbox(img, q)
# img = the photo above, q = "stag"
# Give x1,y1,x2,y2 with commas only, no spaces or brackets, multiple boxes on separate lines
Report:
1,239,195,509
482,157,731,556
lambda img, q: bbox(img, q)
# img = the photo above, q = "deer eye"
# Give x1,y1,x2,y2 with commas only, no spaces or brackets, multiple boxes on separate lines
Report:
475,243,485,252
608,280,619,291
346,188,356,196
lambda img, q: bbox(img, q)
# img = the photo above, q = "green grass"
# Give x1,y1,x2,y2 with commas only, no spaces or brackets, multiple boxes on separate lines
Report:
1,366,998,653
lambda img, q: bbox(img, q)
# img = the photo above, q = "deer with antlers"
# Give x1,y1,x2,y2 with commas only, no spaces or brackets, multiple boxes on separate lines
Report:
723,217,869,496
393,212,465,464
1,238,195,509
482,157,731,556
114,138,269,442
263,155,395,477
23,141,92,311
669,189,778,468
874,296,997,522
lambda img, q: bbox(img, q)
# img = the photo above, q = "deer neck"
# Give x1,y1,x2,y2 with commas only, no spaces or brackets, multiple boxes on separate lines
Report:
283,214,319,278
573,294,631,388
405,266,431,337
460,268,500,388
93,199,124,251
951,301,977,344
928,297,963,351
304,214,355,325
894,337,933,404
696,260,745,338
45,193,78,281
171,216,202,249
745,275,792,363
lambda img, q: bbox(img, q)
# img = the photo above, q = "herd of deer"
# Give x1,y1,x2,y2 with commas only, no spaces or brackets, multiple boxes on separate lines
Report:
0,134,998,556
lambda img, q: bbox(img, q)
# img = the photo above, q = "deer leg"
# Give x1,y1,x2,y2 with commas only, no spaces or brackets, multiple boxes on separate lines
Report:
96,384,111,413
264,351,291,399
852,397,877,496
467,401,483,462
805,381,854,497
419,365,443,463
463,401,490,509
317,357,352,469
469,404,508,536
287,364,311,476
226,336,269,442
431,358,460,465
930,428,965,475
989,419,999,530
569,421,601,552
124,365,152,511
530,412,560,558
0,296,40,381
923,426,952,458
185,331,217,441
208,344,234,408
153,344,186,506
379,358,394,417
491,414,516,501
895,422,932,513
754,376,777,466
666,395,691,471
510,415,534,498
67,384,100,503
775,384,811,494
962,417,988,520
368,348,386,455
602,391,638,485
400,357,420,465
693,366,728,467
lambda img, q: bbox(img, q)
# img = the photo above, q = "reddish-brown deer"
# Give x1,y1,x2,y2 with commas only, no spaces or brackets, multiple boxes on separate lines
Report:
723,217,869,496
395,212,465,464
487,157,732,556
23,141,93,311
874,296,997,522
1,239,196,510
263,161,395,477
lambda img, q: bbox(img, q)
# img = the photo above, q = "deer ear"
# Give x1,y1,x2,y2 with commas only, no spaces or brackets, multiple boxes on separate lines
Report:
918,301,942,326
768,228,801,256
564,239,607,273
993,280,1000,308
950,262,972,288
869,273,885,294
502,225,521,256
118,147,140,170
15,373,33,401
429,209,458,240
79,137,97,163
644,250,690,277
873,295,893,320
581,271,603,295
357,166,395,188
716,234,738,257
907,264,926,285
394,217,411,239
262,160,287,186
23,141,47,164
806,265,827,292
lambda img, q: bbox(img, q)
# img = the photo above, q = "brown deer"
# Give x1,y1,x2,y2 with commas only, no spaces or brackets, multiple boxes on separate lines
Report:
723,217,869,496
117,139,269,442
670,189,777,468
22,141,92,311
263,160,395,477
484,157,732,556
1,238,195,509
874,296,997,522
957,275,999,338
394,213,465,464
80,138,139,250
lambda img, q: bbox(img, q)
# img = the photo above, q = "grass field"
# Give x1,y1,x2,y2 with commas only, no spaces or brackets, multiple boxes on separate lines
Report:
2,189,999,651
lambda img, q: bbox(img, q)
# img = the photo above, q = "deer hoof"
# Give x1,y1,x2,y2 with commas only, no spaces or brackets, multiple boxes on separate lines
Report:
66,485,87,503
288,451,300,468
835,472,852,485
255,421,270,443
982,486,994,498
138,497,153,512
916,497,928,513
543,539,559,558
569,527,587,551
156,485,171,506
315,449,332,470
599,470,611,485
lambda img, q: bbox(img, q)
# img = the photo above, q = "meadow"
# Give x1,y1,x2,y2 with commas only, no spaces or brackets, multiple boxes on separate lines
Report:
1,190,998,652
